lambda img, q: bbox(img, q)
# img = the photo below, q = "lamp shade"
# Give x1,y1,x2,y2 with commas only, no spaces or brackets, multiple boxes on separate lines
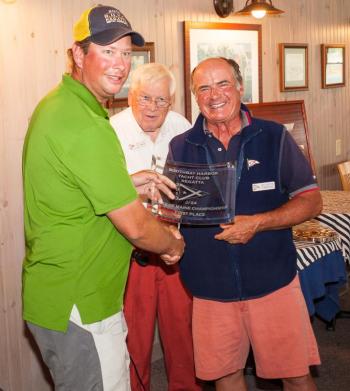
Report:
235,0,284,17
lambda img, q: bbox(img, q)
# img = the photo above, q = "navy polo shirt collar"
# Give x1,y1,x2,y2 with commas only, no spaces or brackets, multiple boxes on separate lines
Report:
186,103,254,147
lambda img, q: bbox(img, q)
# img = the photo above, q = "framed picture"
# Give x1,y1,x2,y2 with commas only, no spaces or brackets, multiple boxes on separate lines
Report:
279,43,308,91
107,42,155,109
321,44,345,88
183,21,262,123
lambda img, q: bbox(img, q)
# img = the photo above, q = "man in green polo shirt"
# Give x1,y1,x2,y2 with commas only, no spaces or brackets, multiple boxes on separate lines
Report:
22,5,184,391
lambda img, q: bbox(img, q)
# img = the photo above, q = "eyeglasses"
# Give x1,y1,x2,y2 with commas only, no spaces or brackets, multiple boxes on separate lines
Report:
136,94,171,108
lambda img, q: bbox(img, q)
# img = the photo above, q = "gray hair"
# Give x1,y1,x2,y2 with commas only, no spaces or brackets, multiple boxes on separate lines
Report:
220,57,243,86
190,57,243,92
129,63,176,96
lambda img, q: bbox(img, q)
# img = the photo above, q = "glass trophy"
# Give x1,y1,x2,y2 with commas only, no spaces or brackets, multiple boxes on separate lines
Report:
146,155,181,224
151,161,236,225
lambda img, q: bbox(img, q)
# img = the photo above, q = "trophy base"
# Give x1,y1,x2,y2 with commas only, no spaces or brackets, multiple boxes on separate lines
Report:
147,203,182,224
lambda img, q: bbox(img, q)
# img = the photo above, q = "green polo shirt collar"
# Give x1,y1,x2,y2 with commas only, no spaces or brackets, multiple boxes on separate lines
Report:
62,73,109,119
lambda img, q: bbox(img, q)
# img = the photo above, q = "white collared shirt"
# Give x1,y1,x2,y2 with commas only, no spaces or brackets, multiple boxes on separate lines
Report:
110,107,191,174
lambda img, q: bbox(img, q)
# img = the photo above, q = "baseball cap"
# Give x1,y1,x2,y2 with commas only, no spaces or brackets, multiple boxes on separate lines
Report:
73,4,145,46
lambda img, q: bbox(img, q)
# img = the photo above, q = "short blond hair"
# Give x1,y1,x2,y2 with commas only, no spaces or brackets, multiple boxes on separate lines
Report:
129,63,176,96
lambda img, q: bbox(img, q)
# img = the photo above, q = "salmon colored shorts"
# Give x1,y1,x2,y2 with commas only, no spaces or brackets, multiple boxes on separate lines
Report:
192,275,320,380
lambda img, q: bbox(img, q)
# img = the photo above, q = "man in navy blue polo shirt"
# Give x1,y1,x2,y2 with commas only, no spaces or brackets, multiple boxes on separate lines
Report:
168,57,322,391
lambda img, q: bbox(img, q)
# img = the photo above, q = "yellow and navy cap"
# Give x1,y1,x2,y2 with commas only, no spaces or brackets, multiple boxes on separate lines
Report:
73,4,144,46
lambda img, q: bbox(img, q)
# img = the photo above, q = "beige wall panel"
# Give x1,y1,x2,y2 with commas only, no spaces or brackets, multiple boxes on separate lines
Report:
1,1,350,389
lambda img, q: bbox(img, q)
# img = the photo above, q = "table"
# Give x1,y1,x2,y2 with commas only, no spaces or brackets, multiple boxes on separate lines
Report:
296,238,347,321
296,191,350,322
315,191,350,263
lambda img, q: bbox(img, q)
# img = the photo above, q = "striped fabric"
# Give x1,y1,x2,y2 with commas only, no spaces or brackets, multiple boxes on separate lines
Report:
315,213,350,264
295,237,343,270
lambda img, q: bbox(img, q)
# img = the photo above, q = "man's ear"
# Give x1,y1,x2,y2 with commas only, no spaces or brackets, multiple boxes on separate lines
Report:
170,94,175,108
238,83,244,98
127,90,133,107
71,43,85,70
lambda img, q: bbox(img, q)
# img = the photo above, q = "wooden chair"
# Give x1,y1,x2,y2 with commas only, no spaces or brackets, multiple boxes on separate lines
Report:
337,161,350,190
246,100,316,176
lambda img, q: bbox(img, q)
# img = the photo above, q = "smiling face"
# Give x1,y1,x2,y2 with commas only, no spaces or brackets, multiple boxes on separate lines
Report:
128,77,171,138
192,58,244,127
73,35,132,104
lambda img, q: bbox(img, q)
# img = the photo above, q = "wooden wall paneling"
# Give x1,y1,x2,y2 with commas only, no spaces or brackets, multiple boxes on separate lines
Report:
305,0,318,180
0,6,10,390
0,2,23,390
264,21,277,102
168,1,183,112
154,0,166,66
0,143,10,389
51,0,68,79
339,7,348,165
345,19,350,162
312,2,325,184
331,7,343,186
322,0,337,188
164,0,175,66
172,3,183,112
3,147,23,391
328,4,341,186
0,1,52,389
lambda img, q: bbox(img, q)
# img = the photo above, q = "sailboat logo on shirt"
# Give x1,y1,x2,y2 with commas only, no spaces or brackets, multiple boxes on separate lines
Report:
247,159,260,170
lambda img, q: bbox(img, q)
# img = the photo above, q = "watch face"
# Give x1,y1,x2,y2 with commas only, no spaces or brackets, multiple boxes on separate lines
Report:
214,0,233,18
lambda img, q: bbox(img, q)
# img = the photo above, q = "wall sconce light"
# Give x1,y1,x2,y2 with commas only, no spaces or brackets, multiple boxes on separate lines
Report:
213,0,233,18
235,0,284,19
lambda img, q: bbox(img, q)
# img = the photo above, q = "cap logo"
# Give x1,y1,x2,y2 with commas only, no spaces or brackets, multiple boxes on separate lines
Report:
104,9,129,26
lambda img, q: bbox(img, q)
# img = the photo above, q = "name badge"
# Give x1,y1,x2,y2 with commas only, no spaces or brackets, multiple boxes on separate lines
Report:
128,140,146,151
252,181,276,192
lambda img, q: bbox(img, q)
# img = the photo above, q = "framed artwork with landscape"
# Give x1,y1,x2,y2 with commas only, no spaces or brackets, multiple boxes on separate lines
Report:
321,44,345,88
183,21,262,123
107,42,155,109
279,43,308,92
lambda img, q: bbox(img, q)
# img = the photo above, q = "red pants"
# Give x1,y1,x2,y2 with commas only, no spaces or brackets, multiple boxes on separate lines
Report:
124,256,201,391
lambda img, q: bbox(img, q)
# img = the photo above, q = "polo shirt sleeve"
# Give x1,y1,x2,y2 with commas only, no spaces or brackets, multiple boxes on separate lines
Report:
279,129,318,197
63,122,137,215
